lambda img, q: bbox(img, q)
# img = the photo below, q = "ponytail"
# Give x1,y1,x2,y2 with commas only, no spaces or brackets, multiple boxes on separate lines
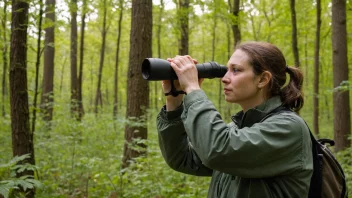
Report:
281,66,304,112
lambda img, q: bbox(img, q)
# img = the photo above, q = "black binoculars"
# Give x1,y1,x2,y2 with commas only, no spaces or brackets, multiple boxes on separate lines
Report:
141,58,227,81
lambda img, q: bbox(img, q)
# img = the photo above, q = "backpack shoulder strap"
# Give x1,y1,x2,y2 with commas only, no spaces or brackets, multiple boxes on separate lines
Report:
266,106,323,198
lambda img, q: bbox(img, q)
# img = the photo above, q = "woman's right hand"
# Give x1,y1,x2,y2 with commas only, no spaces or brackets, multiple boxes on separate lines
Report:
162,57,203,111
162,58,184,111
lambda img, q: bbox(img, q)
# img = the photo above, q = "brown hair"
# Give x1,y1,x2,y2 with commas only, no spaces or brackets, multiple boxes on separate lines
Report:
236,41,304,112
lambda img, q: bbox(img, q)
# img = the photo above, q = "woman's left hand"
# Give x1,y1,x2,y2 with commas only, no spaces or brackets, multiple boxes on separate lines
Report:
170,55,203,94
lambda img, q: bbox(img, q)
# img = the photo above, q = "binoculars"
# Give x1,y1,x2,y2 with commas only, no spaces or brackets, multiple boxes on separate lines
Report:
141,58,227,81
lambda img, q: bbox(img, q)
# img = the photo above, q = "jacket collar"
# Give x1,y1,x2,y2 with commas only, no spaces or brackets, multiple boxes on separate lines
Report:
231,96,283,128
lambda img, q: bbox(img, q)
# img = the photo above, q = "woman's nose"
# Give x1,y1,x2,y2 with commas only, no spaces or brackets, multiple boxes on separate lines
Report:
221,71,230,84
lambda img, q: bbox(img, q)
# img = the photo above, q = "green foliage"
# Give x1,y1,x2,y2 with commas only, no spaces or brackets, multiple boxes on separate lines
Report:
0,154,42,198
0,0,352,197
337,147,352,195
0,109,209,197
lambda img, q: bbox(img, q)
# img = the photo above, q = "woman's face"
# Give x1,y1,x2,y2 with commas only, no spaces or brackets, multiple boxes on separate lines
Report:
222,49,263,109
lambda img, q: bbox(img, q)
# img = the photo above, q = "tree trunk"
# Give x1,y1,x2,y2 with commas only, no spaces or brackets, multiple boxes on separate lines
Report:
41,0,55,122
113,0,123,119
32,0,44,134
178,0,189,55
70,0,78,117
211,3,217,62
231,0,241,48
289,0,300,67
331,0,351,151
10,0,35,196
1,0,8,117
94,0,107,115
157,0,164,59
313,0,321,137
122,0,152,168
77,0,86,121
154,0,164,110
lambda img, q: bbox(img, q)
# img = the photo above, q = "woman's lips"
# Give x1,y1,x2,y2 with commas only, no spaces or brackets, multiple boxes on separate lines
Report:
224,88,231,94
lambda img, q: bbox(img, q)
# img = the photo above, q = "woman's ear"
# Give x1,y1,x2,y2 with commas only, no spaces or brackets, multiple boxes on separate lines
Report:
258,71,272,88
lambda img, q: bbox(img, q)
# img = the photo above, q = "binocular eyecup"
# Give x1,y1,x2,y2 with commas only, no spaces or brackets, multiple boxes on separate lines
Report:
142,58,227,81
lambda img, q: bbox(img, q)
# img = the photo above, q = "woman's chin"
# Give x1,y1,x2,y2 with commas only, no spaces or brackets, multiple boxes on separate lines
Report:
224,96,236,103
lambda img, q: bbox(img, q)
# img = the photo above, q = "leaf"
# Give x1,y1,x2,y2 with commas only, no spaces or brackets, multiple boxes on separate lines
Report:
9,154,31,166
15,180,34,191
0,186,10,198
0,181,19,198
26,179,43,188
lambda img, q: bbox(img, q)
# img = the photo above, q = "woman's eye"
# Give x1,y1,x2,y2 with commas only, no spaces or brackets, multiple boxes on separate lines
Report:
232,68,239,73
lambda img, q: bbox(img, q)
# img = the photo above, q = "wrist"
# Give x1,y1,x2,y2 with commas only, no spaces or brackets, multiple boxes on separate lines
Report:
184,86,201,94
166,95,183,111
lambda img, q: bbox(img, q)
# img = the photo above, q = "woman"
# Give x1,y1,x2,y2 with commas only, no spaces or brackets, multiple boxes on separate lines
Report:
157,41,313,198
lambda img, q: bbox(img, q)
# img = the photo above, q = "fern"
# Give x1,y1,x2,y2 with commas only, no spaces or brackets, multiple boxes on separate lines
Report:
0,154,42,197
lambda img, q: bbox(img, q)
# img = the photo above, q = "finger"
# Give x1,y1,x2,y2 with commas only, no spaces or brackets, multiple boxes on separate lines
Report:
174,56,188,66
170,62,181,71
198,78,204,85
184,55,193,62
183,55,195,64
172,59,184,69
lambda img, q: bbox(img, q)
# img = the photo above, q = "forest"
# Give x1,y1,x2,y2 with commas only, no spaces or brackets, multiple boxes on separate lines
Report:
0,0,351,197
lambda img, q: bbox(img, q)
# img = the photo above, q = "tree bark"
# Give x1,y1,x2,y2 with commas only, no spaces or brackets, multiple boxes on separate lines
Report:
154,0,164,110
10,0,35,196
313,0,321,137
1,0,8,117
211,2,217,61
289,0,300,67
77,0,86,121
113,0,123,118
231,0,241,48
70,0,78,117
41,0,55,122
122,0,152,168
331,0,351,151
94,0,108,115
178,0,189,55
32,0,44,134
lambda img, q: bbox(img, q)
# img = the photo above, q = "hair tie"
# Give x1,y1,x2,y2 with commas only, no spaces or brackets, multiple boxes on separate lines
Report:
286,65,290,73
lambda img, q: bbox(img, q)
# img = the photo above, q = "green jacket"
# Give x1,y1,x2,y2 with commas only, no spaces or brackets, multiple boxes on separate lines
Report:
157,90,313,198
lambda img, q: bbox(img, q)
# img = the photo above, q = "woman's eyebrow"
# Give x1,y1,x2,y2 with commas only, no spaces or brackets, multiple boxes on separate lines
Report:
228,63,242,67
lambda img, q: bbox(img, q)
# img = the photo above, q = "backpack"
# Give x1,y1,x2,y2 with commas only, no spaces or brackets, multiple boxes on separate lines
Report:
268,106,348,198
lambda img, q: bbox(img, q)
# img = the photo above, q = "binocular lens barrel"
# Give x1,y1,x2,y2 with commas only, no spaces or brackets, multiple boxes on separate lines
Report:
142,58,227,81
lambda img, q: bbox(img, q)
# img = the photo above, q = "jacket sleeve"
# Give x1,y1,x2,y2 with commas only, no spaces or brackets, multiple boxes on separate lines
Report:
157,105,213,176
181,90,312,178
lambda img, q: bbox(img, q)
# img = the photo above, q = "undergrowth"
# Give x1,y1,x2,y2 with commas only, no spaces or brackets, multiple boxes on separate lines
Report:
0,103,351,197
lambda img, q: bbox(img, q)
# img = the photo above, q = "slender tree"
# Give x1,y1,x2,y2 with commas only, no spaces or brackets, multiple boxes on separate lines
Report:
230,0,241,48
94,0,108,115
313,0,321,136
113,0,124,118
10,0,35,196
41,0,56,122
156,0,164,59
289,0,300,67
77,0,87,121
70,0,78,117
1,0,8,117
32,0,44,134
178,0,189,55
211,0,220,111
153,0,164,110
331,0,350,151
211,1,218,61
122,0,152,168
